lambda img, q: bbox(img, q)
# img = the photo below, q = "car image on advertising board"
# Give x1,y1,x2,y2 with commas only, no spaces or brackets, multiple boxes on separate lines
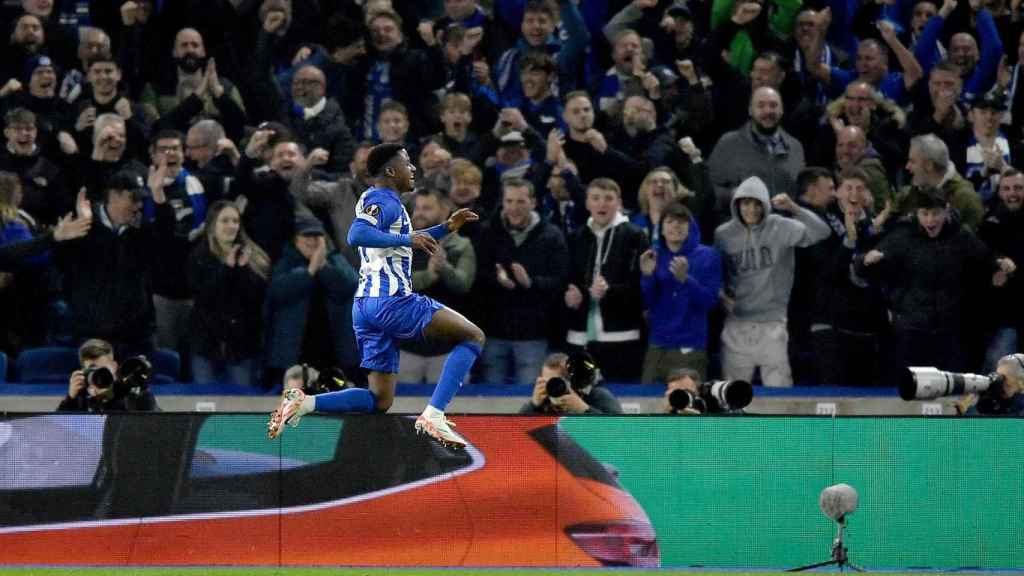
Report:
0,413,658,568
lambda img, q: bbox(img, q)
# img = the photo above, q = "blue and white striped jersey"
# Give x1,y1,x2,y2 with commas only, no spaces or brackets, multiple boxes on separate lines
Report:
353,186,413,298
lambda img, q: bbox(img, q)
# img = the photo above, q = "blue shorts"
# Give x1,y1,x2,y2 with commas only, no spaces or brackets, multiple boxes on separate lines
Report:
353,294,444,373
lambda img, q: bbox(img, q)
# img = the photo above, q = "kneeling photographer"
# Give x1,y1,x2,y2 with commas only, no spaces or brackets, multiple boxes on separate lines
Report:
520,352,623,414
661,368,753,414
57,339,159,412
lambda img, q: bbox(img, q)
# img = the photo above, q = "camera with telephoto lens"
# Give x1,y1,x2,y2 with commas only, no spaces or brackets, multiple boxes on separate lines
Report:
668,388,707,414
545,351,599,398
700,379,753,413
83,365,115,390
115,355,152,398
84,355,152,400
899,367,1006,401
669,379,753,414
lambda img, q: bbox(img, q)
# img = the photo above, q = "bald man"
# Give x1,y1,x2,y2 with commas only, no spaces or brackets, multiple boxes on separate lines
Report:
708,87,806,213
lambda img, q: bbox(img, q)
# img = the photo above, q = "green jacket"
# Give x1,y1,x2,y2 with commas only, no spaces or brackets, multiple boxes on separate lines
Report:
711,0,802,73
895,171,984,232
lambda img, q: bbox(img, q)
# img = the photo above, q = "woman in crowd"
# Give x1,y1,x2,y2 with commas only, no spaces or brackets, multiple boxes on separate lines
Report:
186,200,270,386
0,172,52,351
630,167,691,244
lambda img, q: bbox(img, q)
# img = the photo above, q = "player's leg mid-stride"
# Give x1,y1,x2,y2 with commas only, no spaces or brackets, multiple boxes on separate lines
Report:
267,305,485,449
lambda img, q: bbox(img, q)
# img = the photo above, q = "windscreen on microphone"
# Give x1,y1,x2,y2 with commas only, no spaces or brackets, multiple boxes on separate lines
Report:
819,483,858,522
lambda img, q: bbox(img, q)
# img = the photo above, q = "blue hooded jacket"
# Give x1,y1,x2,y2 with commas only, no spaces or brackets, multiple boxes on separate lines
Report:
640,215,722,350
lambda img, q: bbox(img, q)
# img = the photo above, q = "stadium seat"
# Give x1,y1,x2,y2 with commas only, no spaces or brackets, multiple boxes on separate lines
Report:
149,348,180,384
15,347,80,383
0,351,7,383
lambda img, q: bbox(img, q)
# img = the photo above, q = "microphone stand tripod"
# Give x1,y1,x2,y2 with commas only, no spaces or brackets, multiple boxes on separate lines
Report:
788,516,865,572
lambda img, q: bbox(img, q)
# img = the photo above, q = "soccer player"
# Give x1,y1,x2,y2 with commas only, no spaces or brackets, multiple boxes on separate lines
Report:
267,144,485,448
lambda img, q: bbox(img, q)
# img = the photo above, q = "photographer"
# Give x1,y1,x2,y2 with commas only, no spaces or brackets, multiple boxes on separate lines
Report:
661,368,754,414
57,339,158,412
958,354,1024,416
519,352,623,415
661,368,703,415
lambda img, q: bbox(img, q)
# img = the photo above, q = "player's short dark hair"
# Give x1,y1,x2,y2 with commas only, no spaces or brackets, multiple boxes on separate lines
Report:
366,143,405,177
797,167,833,195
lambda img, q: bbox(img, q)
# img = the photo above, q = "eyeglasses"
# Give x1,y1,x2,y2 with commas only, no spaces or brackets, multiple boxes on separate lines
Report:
293,79,323,87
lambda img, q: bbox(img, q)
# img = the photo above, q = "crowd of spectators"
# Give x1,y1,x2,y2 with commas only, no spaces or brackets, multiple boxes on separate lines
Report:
0,0,1020,390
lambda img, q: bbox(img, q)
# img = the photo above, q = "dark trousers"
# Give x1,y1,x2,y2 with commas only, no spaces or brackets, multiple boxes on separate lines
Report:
570,340,645,383
886,328,964,387
809,328,882,386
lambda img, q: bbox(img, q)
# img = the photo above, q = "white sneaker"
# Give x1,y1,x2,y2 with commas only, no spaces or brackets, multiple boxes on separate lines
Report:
414,411,466,449
268,388,306,440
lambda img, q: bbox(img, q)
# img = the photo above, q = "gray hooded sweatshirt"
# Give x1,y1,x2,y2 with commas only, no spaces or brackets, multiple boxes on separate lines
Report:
713,176,831,322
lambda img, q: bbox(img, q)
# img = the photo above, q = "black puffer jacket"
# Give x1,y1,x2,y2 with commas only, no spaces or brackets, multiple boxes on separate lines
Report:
854,220,997,332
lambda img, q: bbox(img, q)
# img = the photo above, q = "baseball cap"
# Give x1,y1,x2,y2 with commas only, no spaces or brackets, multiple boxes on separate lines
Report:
973,91,1007,112
105,170,149,199
295,214,326,236
667,3,693,20
911,185,947,209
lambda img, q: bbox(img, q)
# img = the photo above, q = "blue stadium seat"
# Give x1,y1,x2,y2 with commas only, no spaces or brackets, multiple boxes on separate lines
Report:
149,348,180,384
15,347,80,383
0,351,7,383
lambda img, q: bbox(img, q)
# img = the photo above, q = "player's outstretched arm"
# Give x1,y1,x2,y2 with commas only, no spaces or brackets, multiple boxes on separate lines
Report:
348,218,440,255
414,209,479,240
347,217,412,248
